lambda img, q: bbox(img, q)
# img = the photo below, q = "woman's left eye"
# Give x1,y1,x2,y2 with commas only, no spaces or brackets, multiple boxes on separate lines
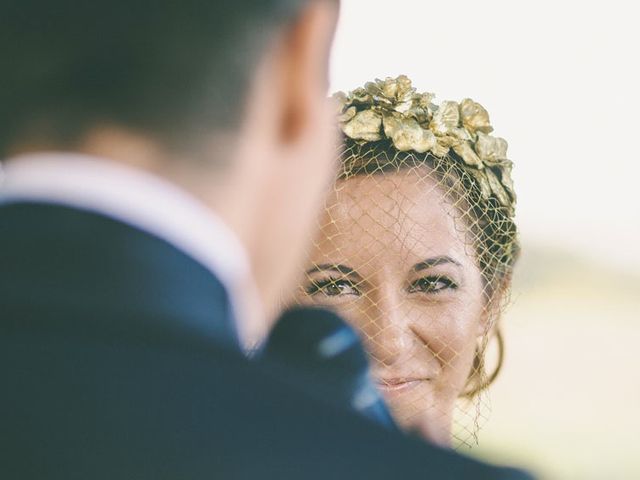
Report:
305,278,360,297
408,276,458,294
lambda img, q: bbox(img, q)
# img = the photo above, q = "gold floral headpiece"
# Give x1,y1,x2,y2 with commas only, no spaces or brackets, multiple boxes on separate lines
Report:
333,75,516,210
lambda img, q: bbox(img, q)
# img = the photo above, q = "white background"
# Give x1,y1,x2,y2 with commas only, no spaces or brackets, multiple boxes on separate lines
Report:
330,0,640,274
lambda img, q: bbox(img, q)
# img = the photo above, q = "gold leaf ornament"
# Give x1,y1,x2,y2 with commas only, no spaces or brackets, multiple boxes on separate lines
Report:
431,142,450,158
370,75,415,103
334,75,515,210
453,141,483,168
404,92,435,123
485,168,511,207
338,106,357,123
350,87,373,105
475,131,508,164
460,98,493,134
343,109,383,141
430,101,461,136
497,160,517,203
333,91,348,109
383,114,437,153
467,167,492,200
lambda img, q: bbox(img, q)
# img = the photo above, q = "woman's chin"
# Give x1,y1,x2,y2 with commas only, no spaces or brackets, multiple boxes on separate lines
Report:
379,386,454,447
400,412,452,448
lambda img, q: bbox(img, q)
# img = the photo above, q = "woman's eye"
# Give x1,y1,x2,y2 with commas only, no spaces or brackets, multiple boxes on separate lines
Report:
408,276,457,294
306,278,360,297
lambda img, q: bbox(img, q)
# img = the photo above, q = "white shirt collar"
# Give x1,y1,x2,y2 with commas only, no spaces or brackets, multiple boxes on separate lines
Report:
0,152,263,349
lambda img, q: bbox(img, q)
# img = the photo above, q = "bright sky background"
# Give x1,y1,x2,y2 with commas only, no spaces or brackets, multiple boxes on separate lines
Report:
330,0,640,274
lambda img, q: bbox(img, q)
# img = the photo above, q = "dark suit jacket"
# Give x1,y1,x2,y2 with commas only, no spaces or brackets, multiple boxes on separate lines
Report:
0,202,533,479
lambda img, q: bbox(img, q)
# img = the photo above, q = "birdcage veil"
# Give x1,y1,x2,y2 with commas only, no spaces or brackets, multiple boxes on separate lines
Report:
292,76,518,448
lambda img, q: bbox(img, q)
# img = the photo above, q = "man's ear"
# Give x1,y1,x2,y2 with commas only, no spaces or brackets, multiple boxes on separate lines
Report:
276,0,339,143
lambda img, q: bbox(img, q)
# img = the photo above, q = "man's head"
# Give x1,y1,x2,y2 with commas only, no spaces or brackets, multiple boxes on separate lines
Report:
1,0,340,332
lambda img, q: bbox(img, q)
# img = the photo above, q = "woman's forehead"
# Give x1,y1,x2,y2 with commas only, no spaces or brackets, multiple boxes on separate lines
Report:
334,166,440,202
314,169,468,265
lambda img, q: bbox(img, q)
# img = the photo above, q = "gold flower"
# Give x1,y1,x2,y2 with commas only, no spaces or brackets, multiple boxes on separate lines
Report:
334,75,515,210
338,106,357,123
350,87,373,105
404,92,435,123
431,142,450,158
475,132,508,164
343,109,383,141
453,141,483,168
333,91,348,108
365,75,415,105
467,167,492,199
430,101,460,136
460,98,493,134
496,160,516,203
485,168,511,207
383,114,437,153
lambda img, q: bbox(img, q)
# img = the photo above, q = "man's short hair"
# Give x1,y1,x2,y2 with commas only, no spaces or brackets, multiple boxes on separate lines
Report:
0,0,308,155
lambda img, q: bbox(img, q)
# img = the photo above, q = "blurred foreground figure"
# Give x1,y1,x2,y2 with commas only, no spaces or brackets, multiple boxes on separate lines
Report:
0,1,532,478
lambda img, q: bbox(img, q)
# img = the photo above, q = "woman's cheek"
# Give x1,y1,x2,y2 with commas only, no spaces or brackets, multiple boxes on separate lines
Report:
410,302,479,370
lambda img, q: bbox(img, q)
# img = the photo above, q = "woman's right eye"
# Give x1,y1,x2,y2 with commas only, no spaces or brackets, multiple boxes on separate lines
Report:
407,275,458,295
305,278,360,297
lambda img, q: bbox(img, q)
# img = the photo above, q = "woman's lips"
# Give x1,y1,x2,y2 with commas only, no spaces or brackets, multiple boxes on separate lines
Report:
375,378,427,394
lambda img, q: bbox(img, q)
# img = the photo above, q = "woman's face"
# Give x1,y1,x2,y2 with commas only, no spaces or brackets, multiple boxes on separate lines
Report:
294,167,486,446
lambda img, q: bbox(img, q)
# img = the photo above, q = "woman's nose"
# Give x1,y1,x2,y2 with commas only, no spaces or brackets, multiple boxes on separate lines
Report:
359,285,411,367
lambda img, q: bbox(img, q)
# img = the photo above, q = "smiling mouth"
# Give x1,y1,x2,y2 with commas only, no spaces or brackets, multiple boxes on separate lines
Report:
375,378,428,394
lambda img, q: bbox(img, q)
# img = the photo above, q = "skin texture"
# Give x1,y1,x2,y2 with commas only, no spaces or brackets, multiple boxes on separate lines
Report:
294,167,487,446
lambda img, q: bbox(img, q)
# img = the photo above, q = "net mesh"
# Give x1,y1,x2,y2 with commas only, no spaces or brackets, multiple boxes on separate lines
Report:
290,135,518,449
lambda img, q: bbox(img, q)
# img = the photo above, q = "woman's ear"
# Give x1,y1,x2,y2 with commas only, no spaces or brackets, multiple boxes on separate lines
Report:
477,275,510,337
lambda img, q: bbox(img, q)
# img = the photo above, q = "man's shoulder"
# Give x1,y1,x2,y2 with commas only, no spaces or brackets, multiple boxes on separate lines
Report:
1,329,531,480
0,201,240,348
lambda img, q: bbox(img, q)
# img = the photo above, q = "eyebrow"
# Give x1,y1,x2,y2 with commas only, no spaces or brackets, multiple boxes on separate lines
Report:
305,264,363,280
413,256,462,272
